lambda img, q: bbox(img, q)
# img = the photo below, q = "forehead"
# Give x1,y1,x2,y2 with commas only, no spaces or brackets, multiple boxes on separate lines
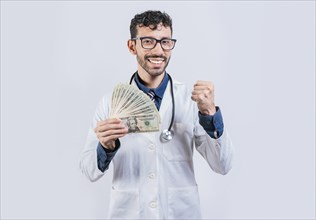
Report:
136,23,172,38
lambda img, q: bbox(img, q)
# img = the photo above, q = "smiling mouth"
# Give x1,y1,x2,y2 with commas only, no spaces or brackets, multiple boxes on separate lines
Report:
147,57,165,64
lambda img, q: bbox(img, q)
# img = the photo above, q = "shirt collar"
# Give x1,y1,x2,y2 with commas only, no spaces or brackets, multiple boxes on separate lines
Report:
134,72,169,99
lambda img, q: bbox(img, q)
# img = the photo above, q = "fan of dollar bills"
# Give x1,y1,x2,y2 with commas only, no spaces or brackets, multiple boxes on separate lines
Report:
109,83,161,133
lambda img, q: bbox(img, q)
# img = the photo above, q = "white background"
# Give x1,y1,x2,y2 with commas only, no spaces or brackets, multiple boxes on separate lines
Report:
1,1,315,219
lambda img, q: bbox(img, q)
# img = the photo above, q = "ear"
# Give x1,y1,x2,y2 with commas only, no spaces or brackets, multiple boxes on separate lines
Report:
127,40,137,55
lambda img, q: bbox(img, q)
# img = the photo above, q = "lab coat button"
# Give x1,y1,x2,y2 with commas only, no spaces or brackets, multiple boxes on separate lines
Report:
149,202,157,208
148,172,156,179
149,144,155,150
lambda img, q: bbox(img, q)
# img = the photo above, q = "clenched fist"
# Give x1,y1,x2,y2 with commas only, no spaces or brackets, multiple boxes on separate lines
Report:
94,118,128,150
191,80,216,115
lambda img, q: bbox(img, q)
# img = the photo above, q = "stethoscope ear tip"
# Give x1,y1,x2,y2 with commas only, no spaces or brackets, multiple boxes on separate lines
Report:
160,129,174,142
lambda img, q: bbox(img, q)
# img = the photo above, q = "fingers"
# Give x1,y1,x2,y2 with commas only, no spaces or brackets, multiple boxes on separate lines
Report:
191,80,214,102
95,118,125,133
191,80,216,115
95,118,128,137
99,133,126,150
94,118,128,149
191,93,208,102
96,126,128,139
95,118,121,128
193,81,214,91
195,80,210,85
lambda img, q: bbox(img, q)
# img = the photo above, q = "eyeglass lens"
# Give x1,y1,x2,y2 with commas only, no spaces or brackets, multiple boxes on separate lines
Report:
141,38,175,50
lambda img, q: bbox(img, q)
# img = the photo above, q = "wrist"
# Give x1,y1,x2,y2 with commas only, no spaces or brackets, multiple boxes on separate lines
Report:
200,107,216,116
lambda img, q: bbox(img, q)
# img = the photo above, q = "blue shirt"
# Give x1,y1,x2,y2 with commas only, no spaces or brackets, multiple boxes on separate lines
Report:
134,72,169,110
97,72,224,172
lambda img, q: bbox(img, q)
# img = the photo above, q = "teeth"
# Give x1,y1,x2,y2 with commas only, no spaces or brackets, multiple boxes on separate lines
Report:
148,58,163,64
151,60,162,64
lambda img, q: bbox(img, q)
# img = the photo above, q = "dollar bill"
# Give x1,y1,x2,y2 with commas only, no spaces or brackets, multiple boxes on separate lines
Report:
110,83,161,133
120,115,160,133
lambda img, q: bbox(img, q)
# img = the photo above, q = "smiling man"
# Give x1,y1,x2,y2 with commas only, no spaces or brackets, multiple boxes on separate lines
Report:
80,10,234,219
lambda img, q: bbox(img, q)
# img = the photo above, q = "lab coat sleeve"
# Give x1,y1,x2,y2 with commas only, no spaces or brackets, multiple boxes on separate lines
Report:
80,95,111,182
194,105,234,175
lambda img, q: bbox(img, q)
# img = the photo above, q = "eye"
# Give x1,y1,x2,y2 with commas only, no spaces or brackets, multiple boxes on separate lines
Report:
142,38,155,45
162,39,172,45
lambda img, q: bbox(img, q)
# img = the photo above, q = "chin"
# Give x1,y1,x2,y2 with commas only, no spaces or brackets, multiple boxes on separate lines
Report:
149,71,165,77
147,67,167,77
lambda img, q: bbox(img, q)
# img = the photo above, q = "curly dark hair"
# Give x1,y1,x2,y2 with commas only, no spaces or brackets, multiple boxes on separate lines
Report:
130,10,173,38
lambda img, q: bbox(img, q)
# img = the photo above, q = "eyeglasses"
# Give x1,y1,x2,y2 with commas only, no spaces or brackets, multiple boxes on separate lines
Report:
132,37,177,50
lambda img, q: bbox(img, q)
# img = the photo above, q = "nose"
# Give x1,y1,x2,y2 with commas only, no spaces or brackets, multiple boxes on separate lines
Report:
151,41,164,54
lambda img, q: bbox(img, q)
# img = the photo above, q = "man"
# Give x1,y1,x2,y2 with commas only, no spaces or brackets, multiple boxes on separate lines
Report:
80,10,233,219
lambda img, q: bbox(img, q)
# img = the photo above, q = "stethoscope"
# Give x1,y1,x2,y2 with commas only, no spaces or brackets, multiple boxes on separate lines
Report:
129,72,175,142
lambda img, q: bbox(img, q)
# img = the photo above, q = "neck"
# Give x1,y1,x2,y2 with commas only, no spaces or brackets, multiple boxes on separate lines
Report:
137,69,165,89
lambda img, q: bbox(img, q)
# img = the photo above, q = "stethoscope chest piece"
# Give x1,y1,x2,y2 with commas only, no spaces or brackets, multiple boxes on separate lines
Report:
160,129,174,142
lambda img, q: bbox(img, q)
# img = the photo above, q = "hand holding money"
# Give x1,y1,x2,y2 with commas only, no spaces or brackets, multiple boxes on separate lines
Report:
109,84,161,133
94,118,128,150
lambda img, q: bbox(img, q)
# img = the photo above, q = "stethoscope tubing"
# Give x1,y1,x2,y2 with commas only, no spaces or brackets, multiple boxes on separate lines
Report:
168,76,175,132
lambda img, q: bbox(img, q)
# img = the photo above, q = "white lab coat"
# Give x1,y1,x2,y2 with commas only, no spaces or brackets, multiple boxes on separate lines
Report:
80,79,234,219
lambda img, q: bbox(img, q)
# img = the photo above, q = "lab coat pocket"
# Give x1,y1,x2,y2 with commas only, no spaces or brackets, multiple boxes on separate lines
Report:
162,123,193,161
108,187,140,219
168,185,202,219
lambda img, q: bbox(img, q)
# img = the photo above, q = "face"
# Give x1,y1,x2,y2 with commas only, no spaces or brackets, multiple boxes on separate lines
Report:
129,24,172,78
129,119,137,130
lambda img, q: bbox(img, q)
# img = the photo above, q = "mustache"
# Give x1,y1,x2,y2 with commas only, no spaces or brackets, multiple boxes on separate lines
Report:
145,55,167,61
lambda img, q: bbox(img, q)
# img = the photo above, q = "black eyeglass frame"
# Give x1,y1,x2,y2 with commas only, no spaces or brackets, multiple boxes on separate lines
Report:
131,37,177,50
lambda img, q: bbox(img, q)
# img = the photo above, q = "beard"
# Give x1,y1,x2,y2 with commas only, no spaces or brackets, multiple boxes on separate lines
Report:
136,54,171,77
